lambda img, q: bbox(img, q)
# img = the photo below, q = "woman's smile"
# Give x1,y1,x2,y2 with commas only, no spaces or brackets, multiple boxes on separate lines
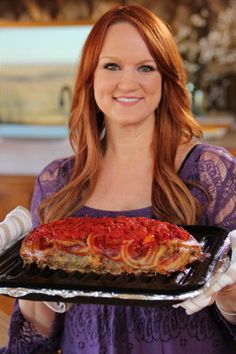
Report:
114,96,143,106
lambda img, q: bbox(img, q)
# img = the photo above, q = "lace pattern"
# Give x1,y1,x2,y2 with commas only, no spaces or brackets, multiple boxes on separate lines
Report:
180,144,236,231
0,301,60,353
61,304,235,353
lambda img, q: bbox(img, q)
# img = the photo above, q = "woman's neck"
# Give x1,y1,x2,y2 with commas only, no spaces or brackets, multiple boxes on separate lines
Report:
104,120,155,163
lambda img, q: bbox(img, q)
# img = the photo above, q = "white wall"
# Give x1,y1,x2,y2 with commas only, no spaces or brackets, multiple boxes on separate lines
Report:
0,138,73,175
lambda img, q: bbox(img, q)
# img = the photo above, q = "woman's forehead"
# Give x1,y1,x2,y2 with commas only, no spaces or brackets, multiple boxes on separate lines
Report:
99,22,154,61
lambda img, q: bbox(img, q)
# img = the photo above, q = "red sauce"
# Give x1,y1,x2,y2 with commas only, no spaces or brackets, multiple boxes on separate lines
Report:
27,216,191,257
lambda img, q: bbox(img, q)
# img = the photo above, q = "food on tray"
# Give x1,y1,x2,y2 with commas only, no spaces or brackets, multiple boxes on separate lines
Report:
20,216,202,275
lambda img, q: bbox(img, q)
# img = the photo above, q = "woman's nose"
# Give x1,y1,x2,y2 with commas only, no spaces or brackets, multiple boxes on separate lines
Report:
117,69,139,91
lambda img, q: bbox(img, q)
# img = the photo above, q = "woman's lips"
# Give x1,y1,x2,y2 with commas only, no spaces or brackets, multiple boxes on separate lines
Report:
114,97,142,106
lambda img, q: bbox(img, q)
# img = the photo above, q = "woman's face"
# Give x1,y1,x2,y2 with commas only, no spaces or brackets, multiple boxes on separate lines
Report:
93,22,162,128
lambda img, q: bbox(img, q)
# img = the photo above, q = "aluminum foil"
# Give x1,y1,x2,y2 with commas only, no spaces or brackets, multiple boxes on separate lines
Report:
0,286,206,302
0,235,231,304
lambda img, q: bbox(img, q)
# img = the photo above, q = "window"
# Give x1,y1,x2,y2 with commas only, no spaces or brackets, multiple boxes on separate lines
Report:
0,24,92,138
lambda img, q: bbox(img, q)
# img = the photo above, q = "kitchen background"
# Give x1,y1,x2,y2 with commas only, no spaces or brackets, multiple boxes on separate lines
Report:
1,0,236,117
0,0,236,347
0,0,236,175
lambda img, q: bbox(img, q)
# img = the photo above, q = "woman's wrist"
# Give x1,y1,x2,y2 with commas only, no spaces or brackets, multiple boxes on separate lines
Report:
215,301,236,324
19,300,56,337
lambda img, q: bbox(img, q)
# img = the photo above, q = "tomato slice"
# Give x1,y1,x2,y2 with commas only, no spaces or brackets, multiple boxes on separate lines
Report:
87,233,122,260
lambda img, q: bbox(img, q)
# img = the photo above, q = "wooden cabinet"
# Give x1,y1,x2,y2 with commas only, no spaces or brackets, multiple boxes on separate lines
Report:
0,296,14,316
0,175,36,220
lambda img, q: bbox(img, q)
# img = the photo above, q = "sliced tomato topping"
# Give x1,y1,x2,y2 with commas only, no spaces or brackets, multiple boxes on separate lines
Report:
25,215,194,272
87,233,122,260
127,239,154,259
38,236,53,251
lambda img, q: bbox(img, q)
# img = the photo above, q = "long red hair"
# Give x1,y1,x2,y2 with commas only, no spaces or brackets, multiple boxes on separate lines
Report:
39,5,202,224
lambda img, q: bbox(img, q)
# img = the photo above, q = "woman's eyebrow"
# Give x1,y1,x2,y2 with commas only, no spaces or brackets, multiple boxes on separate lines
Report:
98,56,119,61
99,56,156,64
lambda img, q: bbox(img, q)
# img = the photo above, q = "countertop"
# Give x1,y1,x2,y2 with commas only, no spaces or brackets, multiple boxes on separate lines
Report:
0,128,235,176
203,129,236,156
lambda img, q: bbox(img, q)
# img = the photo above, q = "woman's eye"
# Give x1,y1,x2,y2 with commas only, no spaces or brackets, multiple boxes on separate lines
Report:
139,65,155,72
103,63,120,71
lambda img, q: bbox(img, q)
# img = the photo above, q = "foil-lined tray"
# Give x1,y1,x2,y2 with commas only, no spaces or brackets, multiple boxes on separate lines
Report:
0,225,231,306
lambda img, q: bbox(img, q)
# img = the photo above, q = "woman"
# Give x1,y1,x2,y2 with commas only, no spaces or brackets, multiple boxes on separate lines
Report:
2,5,236,354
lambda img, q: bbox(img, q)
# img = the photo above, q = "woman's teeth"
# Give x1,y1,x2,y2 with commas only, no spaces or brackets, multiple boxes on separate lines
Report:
115,97,140,102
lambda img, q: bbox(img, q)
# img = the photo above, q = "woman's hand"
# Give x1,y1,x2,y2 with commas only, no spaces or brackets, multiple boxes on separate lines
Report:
214,283,236,324
213,229,236,323
19,299,57,337
174,229,236,319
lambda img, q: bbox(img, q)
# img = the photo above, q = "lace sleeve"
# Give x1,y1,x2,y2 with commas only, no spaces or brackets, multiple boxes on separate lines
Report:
0,301,63,354
0,159,71,353
199,147,236,231
30,157,72,227
30,175,43,227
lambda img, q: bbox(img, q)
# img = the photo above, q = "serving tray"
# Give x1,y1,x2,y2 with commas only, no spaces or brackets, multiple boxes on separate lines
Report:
0,225,231,306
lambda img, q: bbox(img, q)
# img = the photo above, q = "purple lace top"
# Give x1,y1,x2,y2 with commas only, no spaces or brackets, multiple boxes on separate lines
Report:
1,143,236,354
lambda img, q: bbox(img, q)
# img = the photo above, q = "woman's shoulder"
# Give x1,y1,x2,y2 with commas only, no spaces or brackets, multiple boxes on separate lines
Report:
180,143,235,179
39,156,74,178
37,156,74,193
187,143,235,166
196,143,235,160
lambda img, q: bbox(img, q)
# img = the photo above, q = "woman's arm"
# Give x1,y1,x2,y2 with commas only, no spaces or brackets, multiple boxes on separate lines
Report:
18,300,57,337
17,172,58,337
18,165,68,337
215,284,236,324
198,148,236,324
2,300,62,354
2,161,68,352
